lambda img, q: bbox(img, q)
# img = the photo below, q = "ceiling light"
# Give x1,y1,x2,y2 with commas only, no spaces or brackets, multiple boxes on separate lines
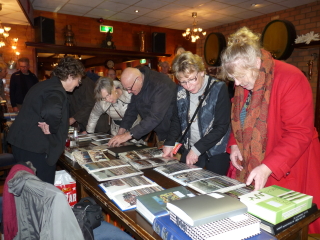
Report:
251,3,256,7
135,10,139,13
182,12,206,43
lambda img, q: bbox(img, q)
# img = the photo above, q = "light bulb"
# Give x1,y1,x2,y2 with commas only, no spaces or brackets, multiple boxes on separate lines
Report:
13,38,18,42
3,32,8,37
16,52,20,55
4,27,11,32
12,46,16,49
203,32,207,36
0,28,4,34
182,33,186,37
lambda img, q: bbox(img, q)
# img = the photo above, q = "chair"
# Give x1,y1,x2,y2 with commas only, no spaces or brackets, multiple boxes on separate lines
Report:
3,164,84,240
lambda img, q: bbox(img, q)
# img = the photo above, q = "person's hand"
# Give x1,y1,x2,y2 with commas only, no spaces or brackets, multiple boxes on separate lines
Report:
246,164,272,191
162,146,174,157
186,149,199,165
38,122,51,134
108,132,132,147
230,145,243,171
81,131,87,134
13,107,19,112
69,117,76,125
117,128,126,135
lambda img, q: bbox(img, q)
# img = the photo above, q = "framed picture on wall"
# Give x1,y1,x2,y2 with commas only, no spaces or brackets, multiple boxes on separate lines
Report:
116,70,122,79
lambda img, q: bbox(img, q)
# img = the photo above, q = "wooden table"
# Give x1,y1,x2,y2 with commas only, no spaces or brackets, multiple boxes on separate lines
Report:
58,156,320,240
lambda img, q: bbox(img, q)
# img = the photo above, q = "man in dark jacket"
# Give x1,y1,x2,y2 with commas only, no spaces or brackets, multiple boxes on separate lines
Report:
7,57,85,184
108,66,177,146
9,57,38,112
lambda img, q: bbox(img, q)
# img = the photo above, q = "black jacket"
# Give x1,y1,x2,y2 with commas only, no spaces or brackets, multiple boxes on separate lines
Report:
7,76,69,165
67,76,96,131
9,70,38,107
120,67,177,141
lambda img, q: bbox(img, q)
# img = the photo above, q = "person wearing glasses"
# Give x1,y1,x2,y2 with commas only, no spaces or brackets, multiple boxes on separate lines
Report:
9,57,39,112
86,76,140,136
162,51,231,175
108,66,177,147
7,56,85,184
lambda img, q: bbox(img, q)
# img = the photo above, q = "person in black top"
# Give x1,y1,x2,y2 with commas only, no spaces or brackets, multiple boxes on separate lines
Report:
9,57,38,112
7,57,85,184
108,66,177,147
163,52,231,175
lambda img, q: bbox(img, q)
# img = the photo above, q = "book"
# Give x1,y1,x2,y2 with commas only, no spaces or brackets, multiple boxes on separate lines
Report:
259,203,318,235
170,212,260,240
153,215,192,240
106,143,149,157
90,165,143,182
154,163,219,186
82,159,128,173
73,150,110,165
118,147,163,161
136,186,196,224
239,185,313,225
99,175,164,211
166,192,247,227
129,157,177,170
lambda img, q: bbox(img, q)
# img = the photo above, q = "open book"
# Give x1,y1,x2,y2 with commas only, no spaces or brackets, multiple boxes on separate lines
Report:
73,150,110,166
99,175,164,211
90,165,143,182
119,147,163,161
128,157,178,170
82,159,128,173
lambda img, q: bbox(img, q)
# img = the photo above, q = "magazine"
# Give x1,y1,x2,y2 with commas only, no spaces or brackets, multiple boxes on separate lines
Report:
73,150,109,165
119,147,163,161
99,175,164,211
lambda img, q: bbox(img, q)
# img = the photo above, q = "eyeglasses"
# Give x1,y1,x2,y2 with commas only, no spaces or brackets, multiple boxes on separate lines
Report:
125,76,139,92
179,72,198,86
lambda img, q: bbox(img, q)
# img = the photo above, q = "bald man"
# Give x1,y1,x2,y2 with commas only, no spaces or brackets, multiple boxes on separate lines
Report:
108,66,177,146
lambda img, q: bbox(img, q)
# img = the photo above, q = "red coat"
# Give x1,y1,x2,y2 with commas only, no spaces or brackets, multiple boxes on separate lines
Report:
228,60,320,233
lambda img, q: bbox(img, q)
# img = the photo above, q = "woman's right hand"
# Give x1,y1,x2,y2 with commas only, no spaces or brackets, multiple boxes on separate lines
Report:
230,145,243,171
162,146,174,157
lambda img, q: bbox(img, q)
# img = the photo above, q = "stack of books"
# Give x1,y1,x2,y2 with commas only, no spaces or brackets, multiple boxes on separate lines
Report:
154,193,261,240
239,185,315,235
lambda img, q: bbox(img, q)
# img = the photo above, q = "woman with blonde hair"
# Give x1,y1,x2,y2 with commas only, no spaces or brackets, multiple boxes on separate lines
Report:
163,51,231,175
221,27,320,232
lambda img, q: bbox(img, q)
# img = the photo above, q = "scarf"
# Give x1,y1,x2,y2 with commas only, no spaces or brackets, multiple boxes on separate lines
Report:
3,164,35,240
231,49,274,183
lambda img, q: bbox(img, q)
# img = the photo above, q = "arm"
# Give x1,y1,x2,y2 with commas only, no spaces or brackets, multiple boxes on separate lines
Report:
120,97,139,131
86,102,107,133
192,83,231,154
130,83,177,139
40,91,65,134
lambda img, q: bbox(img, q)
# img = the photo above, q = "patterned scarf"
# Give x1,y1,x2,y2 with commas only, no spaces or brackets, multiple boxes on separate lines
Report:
231,49,274,182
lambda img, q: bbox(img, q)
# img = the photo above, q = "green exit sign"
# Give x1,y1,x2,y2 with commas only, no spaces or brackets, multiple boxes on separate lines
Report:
140,59,146,64
100,25,113,33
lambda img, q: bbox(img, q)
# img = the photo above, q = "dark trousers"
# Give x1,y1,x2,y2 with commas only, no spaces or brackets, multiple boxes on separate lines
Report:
12,145,56,184
180,148,230,175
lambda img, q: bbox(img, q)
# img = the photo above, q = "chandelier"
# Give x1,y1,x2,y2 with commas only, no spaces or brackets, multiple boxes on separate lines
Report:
182,12,206,43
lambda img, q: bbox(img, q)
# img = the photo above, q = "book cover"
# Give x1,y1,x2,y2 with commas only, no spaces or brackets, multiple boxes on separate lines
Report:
83,159,128,173
188,176,246,194
171,212,260,240
107,144,149,157
73,151,93,165
136,186,196,224
90,165,143,182
154,162,201,176
153,215,192,240
260,203,318,235
169,168,220,186
166,193,247,227
239,186,312,225
87,150,110,162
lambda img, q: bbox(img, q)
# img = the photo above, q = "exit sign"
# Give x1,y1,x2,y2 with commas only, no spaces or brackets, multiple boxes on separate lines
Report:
100,25,113,33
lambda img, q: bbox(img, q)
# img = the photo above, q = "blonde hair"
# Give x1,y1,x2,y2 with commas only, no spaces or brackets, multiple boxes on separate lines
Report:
220,27,261,80
171,51,205,79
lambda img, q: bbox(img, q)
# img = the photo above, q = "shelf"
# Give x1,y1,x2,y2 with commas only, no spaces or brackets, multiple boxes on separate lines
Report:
294,41,320,49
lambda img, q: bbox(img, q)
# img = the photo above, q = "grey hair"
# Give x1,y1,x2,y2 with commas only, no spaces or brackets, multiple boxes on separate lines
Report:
220,27,261,80
94,77,114,101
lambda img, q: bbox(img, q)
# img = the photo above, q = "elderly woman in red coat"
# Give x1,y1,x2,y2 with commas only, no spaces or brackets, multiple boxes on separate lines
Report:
221,26,320,233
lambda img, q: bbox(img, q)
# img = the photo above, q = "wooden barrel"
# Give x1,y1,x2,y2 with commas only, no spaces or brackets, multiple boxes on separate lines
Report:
204,32,226,66
261,20,296,60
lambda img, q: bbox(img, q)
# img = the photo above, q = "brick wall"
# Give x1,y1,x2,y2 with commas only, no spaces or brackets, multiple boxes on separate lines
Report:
196,1,320,110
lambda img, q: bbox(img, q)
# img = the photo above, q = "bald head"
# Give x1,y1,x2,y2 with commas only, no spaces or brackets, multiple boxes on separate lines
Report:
121,67,143,95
